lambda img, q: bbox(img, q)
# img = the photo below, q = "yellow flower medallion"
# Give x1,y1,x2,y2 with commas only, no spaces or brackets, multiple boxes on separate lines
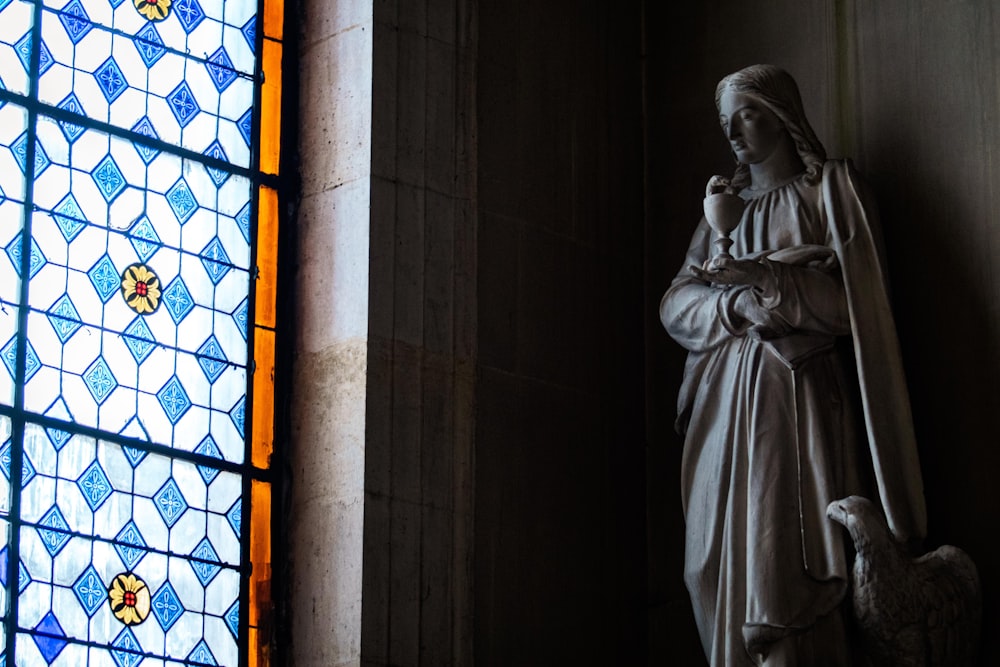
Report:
121,263,161,314
108,572,151,625
133,0,172,21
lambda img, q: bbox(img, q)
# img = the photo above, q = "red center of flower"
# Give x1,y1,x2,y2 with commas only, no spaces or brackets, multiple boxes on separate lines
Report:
145,0,157,4
124,591,137,606
136,281,148,297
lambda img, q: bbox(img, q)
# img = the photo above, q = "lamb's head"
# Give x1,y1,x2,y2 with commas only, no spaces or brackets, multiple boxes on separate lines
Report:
826,495,893,553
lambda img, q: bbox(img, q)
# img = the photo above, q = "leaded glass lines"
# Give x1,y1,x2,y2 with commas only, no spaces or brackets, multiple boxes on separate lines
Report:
0,0,278,664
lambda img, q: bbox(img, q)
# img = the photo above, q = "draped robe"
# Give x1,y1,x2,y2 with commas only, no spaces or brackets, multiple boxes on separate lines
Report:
660,160,925,666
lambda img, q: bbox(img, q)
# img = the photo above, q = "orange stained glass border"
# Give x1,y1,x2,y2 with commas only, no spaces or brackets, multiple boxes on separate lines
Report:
253,185,278,470
255,186,279,329
249,0,283,660
263,0,284,39
260,39,283,175
252,327,275,469
249,480,273,667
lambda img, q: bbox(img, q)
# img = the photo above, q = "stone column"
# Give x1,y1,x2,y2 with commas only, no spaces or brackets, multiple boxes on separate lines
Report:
290,0,374,665
290,1,477,665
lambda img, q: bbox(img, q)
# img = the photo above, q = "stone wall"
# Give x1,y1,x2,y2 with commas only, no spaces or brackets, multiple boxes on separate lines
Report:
475,0,648,664
361,0,478,665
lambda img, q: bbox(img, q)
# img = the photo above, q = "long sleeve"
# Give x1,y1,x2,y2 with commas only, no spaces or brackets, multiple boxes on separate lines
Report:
757,258,850,336
661,218,851,352
660,218,753,352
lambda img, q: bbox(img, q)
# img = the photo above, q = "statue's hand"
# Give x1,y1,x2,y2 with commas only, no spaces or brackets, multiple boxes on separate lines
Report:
690,257,776,293
732,288,771,327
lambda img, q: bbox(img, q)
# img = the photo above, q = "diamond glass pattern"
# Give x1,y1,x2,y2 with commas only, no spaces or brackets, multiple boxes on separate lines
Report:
162,276,194,324
122,316,155,364
241,16,256,52
173,0,206,33
232,297,248,340
114,520,147,570
44,427,71,452
56,94,85,143
52,193,87,242
31,612,68,663
91,153,127,202
225,600,239,638
235,201,251,242
15,31,54,77
110,627,142,667
133,23,165,68
166,81,200,128
228,396,245,438
200,237,231,284
188,640,217,665
194,435,221,483
4,0,270,663
120,445,146,467
76,460,113,510
2,336,40,384
46,293,82,343
165,177,197,223
152,477,188,527
57,0,94,45
37,505,71,557
150,581,183,631
72,565,106,617
87,254,120,302
0,0,33,95
21,125,251,448
0,545,32,594
93,57,128,103
189,538,221,585
0,438,36,486
35,0,256,168
156,376,191,425
205,47,237,92
203,140,230,186
127,215,161,261
237,107,253,147
86,357,118,404
196,335,227,383
5,233,45,278
12,132,49,177
129,117,159,165
226,497,240,537
16,429,243,662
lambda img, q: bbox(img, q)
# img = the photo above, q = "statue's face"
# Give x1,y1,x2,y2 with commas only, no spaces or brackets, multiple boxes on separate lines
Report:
718,90,787,165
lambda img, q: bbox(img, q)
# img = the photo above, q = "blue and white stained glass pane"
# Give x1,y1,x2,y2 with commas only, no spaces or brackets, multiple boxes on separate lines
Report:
1,415,35,518
0,517,10,615
0,302,24,411
16,424,241,662
0,416,9,513
36,0,256,169
0,0,34,95
21,122,250,460
0,102,28,204
0,103,27,407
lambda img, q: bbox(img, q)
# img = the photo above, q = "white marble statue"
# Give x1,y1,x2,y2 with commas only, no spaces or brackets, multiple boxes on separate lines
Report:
659,64,926,666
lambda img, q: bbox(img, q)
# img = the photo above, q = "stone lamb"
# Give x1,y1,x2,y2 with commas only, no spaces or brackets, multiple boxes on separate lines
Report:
826,495,980,667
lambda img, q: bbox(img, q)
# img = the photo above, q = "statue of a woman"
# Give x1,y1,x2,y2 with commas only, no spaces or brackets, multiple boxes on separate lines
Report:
659,65,926,666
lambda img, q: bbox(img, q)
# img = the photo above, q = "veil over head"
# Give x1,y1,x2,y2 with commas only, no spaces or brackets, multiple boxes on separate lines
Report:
716,64,826,187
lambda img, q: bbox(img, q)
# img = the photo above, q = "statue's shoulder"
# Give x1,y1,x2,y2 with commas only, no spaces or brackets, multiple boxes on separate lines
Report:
821,158,855,179
820,158,873,198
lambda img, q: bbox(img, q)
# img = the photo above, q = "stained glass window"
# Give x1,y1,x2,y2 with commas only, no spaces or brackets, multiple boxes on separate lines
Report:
0,0,283,664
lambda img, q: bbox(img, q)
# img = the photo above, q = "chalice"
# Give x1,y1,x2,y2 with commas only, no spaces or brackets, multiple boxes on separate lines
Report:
703,190,745,268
